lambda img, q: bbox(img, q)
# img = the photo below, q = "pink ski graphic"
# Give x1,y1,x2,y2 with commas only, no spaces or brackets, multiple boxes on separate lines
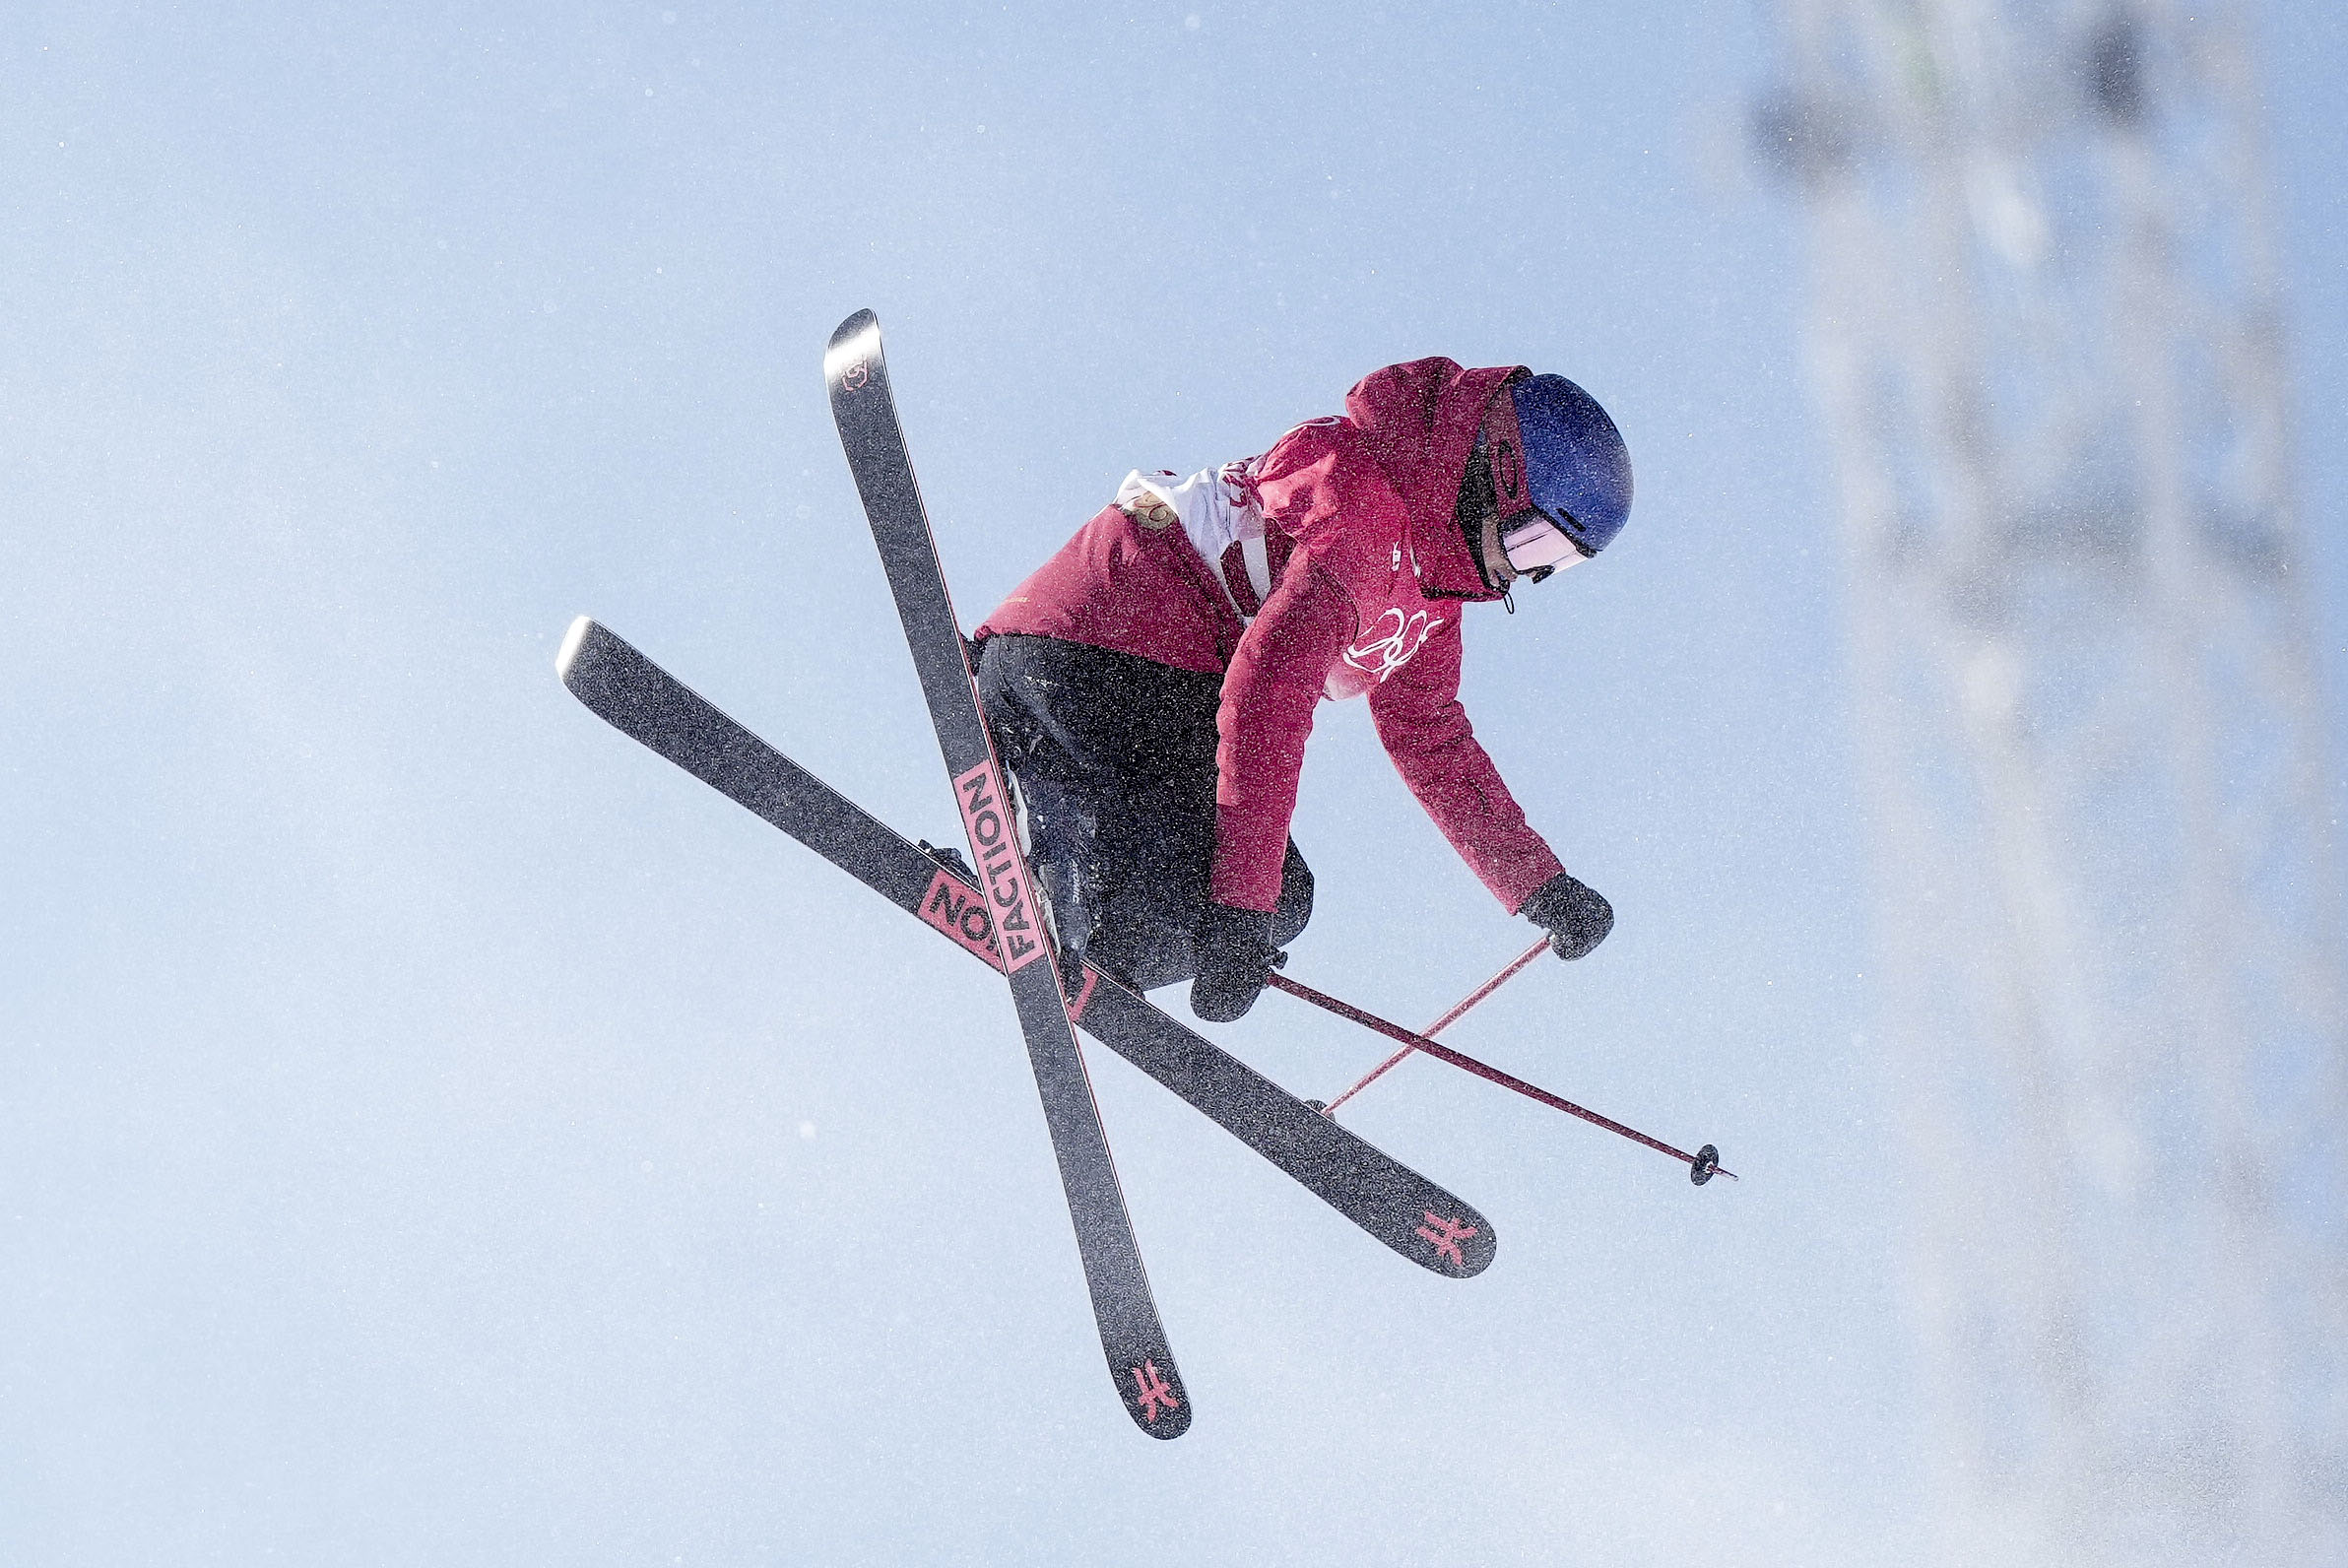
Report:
917,867,1001,962
1414,1211,1479,1269
950,760,1048,973
1131,1359,1182,1424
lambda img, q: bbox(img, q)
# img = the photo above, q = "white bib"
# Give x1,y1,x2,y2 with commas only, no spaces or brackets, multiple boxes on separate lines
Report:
1118,464,1273,612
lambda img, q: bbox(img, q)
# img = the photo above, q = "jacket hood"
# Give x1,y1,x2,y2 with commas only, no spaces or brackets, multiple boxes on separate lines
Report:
1343,357,1525,601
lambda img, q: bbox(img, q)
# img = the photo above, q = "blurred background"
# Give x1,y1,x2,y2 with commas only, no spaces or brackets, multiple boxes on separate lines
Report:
3,2,2341,1563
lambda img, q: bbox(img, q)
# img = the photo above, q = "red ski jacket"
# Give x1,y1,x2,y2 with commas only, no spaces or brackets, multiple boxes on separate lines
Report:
977,358,1567,916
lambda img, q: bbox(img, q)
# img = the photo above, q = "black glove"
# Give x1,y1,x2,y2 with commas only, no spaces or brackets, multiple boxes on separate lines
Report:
1520,871,1613,960
1190,902,1277,1022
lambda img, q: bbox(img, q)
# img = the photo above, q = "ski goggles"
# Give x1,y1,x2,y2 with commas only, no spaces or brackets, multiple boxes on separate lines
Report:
1477,384,1590,584
1499,511,1591,581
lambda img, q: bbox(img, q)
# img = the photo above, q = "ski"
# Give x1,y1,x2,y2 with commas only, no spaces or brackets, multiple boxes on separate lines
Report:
823,309,1189,1437
556,615,1501,1290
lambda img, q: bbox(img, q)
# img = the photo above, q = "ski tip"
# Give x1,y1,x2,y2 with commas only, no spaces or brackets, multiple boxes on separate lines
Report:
554,615,603,686
825,309,881,378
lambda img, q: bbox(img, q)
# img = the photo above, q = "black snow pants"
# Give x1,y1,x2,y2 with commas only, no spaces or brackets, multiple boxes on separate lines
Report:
975,632,1313,993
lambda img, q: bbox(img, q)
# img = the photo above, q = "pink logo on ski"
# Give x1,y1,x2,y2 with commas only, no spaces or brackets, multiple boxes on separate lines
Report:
1414,1211,1479,1269
839,359,870,393
1131,1359,1181,1423
950,760,1048,974
918,869,1001,963
1061,962,1099,1022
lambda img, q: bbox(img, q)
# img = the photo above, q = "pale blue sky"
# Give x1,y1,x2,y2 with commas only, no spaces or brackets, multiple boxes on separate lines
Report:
4,3,2343,1563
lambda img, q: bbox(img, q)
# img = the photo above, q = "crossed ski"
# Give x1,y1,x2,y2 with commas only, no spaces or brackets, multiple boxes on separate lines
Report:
554,310,1496,1440
557,617,1497,1289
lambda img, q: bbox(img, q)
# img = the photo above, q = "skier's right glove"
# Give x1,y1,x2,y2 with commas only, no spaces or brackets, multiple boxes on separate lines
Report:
1190,902,1277,1023
1520,871,1613,961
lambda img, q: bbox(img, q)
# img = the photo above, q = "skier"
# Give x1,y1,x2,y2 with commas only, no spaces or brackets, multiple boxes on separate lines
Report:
972,357,1631,1023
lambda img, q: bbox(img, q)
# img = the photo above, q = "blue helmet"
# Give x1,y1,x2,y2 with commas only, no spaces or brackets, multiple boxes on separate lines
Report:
1510,373,1632,557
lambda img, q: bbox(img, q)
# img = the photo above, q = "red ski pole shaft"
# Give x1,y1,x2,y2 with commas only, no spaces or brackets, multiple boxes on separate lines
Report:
1265,971,1736,1183
1320,939,1548,1116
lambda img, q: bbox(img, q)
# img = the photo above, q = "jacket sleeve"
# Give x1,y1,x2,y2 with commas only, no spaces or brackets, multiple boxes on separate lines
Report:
1366,620,1566,911
1207,561,1357,913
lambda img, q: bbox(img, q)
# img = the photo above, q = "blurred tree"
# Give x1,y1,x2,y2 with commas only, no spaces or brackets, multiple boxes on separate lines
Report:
1756,1,2348,1561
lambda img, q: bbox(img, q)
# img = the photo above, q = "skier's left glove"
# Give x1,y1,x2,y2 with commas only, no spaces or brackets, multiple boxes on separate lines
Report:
1520,871,1613,960
1190,902,1277,1023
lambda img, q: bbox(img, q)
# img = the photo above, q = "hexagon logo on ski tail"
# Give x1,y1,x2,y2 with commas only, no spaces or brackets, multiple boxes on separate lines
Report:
950,760,1049,974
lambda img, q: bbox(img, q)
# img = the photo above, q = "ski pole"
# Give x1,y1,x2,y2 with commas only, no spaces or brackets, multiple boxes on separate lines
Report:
1265,970,1734,1185
1319,939,1548,1116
